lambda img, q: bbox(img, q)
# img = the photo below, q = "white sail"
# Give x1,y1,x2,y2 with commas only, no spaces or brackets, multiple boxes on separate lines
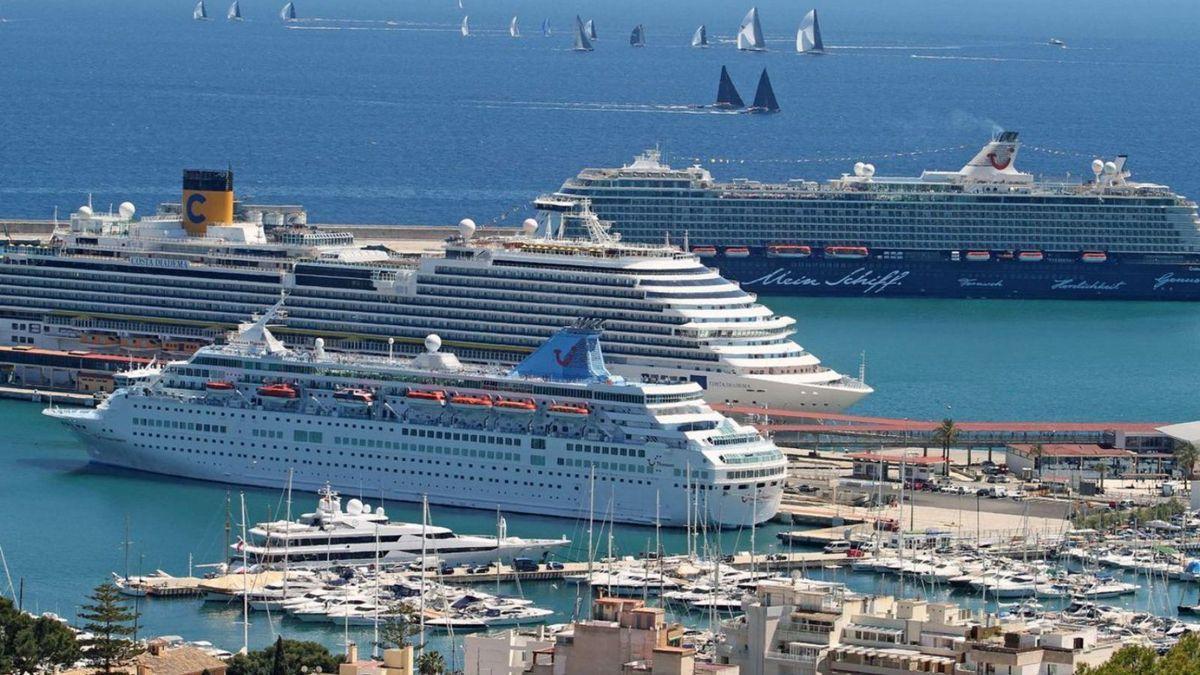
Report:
541,18,551,36
280,2,296,21
193,0,208,20
509,16,520,38
585,19,596,40
573,15,593,51
691,25,707,48
797,9,824,53
227,0,242,20
460,15,470,37
737,7,766,51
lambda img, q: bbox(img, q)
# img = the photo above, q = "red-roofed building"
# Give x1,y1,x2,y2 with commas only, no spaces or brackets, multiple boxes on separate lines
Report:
848,452,947,483
1007,444,1137,479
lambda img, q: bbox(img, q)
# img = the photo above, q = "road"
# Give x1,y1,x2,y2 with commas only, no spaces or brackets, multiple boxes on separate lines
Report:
910,490,1074,520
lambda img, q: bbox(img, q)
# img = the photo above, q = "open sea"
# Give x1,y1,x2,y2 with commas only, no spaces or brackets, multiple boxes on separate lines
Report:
1,0,1199,662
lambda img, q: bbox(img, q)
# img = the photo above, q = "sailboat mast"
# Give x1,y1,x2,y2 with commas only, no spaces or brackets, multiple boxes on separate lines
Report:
224,490,231,570
284,470,293,597
124,515,132,582
239,492,249,655
419,495,427,654
587,467,595,614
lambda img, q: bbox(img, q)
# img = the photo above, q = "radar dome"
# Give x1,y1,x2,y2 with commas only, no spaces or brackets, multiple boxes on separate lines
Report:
118,202,136,219
458,218,477,239
521,218,538,235
1091,159,1105,175
862,164,876,177
1103,161,1118,175
346,498,364,515
853,162,865,177
425,334,442,353
77,205,94,217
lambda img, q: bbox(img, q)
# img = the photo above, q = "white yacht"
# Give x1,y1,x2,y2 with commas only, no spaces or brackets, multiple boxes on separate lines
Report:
242,485,568,568
0,170,870,411
45,304,787,527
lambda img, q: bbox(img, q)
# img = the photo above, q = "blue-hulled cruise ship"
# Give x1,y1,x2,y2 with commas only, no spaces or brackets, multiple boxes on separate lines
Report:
550,132,1200,300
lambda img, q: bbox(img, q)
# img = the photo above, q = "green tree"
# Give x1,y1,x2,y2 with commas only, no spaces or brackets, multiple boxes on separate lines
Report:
78,580,142,674
1175,441,1198,481
0,597,81,675
1078,633,1199,674
378,605,422,650
1093,462,1110,491
416,649,446,675
1030,443,1045,480
931,418,958,474
269,636,287,675
226,639,340,675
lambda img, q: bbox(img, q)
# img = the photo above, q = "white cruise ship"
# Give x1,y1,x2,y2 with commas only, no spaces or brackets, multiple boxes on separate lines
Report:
242,485,569,568
45,305,787,526
0,169,870,410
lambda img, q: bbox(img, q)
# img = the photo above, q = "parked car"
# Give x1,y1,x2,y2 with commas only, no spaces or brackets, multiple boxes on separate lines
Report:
823,540,852,554
546,561,565,570
796,484,821,494
512,557,539,573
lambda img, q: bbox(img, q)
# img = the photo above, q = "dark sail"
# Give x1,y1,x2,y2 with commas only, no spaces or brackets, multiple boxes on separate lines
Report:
715,66,744,108
750,68,779,112
630,24,645,46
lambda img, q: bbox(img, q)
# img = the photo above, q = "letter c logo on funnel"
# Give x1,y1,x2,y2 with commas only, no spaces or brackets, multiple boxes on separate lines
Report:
186,193,207,224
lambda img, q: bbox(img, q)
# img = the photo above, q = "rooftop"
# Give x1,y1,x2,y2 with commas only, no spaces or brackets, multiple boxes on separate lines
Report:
1008,444,1134,458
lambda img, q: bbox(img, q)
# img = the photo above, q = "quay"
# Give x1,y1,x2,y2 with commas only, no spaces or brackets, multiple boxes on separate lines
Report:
0,384,96,406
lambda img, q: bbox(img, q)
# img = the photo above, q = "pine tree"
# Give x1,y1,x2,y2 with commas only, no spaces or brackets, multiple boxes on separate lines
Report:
416,650,445,675
78,581,143,674
270,636,288,675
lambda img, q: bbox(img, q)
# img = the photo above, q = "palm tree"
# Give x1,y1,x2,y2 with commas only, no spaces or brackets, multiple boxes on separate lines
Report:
1092,462,1109,492
1175,441,1198,481
931,418,958,475
1031,443,1045,480
416,650,445,675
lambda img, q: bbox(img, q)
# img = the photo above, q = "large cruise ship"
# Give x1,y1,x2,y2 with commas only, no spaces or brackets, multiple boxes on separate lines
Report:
44,307,787,527
552,132,1200,300
0,170,870,410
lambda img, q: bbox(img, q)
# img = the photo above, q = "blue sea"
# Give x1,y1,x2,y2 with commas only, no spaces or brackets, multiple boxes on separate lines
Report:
1,0,1199,661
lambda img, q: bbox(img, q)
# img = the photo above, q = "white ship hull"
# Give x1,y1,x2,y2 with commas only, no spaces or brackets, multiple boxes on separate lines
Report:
47,396,782,528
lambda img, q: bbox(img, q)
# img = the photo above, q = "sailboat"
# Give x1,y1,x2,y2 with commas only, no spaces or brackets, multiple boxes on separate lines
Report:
460,15,470,37
227,1,242,21
541,18,551,37
280,2,296,21
193,0,209,20
736,7,766,51
573,15,594,51
745,68,780,113
691,25,708,48
585,19,597,41
713,65,745,109
509,16,520,38
797,9,824,54
629,24,645,47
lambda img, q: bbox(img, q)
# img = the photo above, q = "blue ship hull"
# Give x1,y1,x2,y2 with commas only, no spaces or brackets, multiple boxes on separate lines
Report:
708,251,1200,300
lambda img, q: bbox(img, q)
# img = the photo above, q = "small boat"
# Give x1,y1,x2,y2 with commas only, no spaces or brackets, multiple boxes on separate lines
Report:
1081,251,1107,263
766,244,811,258
1048,38,1066,48
460,15,470,37
406,389,446,405
509,16,519,38
713,66,745,109
227,0,242,21
724,247,751,258
193,0,208,20
965,251,991,262
450,394,492,409
572,15,594,51
692,245,718,257
796,9,824,54
541,18,551,37
737,7,766,51
1179,604,1200,615
333,388,373,407
257,383,297,399
280,1,296,21
744,68,779,114
205,381,236,397
825,246,868,259
629,24,645,47
585,19,597,41
1018,250,1044,262
495,398,537,414
691,25,708,48
548,403,589,417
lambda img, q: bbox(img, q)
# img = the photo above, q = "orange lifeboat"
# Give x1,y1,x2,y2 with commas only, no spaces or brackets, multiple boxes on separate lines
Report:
965,251,990,262
1081,251,1107,263
450,394,493,409
205,381,235,391
548,403,589,417
724,246,751,258
1018,251,1044,262
766,244,811,258
495,398,537,414
406,389,446,405
825,246,869,259
692,246,717,257
257,383,297,399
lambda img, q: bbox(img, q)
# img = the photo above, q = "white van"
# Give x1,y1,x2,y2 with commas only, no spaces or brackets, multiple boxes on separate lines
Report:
823,540,852,554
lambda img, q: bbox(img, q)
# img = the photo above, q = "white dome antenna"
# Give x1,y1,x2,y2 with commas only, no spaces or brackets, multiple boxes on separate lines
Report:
458,218,477,239
1103,161,1118,175
118,202,136,219
521,218,538,235
853,162,865,177
1091,159,1104,176
77,205,94,218
425,334,442,353
862,164,876,178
